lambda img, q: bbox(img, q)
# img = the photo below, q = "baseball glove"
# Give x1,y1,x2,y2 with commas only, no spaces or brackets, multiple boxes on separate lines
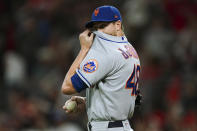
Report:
135,89,142,107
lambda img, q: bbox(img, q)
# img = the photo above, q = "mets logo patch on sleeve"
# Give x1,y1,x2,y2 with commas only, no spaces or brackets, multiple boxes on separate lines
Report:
83,59,98,73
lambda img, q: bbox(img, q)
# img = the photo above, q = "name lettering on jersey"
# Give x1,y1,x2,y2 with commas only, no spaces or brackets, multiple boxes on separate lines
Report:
118,45,139,59
83,59,98,73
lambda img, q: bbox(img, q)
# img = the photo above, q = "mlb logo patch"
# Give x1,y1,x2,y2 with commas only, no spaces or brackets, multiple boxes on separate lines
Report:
83,59,98,73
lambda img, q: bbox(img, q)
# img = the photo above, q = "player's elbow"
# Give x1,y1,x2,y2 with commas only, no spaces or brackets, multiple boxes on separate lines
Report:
62,83,72,95
61,81,77,95
61,86,70,95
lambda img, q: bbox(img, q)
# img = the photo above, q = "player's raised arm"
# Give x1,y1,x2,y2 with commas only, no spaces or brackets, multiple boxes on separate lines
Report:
61,30,94,95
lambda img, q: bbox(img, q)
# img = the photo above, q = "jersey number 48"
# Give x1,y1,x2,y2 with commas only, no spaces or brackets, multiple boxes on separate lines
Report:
125,64,140,96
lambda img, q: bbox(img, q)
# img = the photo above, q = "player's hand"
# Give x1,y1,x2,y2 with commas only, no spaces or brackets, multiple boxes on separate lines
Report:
63,96,86,114
79,30,94,51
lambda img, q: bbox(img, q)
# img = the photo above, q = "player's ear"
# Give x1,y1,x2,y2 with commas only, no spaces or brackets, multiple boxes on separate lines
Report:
115,20,121,31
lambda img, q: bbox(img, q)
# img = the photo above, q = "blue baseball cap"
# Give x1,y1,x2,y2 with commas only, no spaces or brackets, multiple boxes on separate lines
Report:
85,5,122,28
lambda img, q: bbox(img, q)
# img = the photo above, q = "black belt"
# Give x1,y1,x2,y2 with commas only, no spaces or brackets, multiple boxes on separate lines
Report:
88,120,123,130
108,120,123,128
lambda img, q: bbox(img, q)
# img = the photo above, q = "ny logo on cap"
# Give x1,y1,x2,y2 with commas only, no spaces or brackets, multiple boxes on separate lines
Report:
94,9,99,16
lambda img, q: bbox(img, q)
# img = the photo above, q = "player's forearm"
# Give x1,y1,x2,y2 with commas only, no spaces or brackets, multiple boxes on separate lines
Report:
61,49,89,95
62,30,93,95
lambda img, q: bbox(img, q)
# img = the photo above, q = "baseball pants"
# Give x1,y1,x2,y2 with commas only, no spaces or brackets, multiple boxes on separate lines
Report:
87,120,134,131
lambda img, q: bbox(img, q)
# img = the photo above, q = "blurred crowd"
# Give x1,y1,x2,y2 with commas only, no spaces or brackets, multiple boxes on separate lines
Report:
0,0,197,131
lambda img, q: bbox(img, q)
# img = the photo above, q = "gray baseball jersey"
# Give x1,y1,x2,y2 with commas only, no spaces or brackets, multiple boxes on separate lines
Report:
76,31,140,122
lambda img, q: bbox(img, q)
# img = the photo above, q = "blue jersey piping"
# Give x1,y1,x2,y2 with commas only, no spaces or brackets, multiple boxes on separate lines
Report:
77,70,91,87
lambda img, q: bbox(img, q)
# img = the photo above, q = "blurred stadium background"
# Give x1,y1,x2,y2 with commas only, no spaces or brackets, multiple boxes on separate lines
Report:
0,0,197,131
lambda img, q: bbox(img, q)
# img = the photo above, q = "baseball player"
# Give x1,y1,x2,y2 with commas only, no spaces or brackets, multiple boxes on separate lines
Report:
61,5,142,131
